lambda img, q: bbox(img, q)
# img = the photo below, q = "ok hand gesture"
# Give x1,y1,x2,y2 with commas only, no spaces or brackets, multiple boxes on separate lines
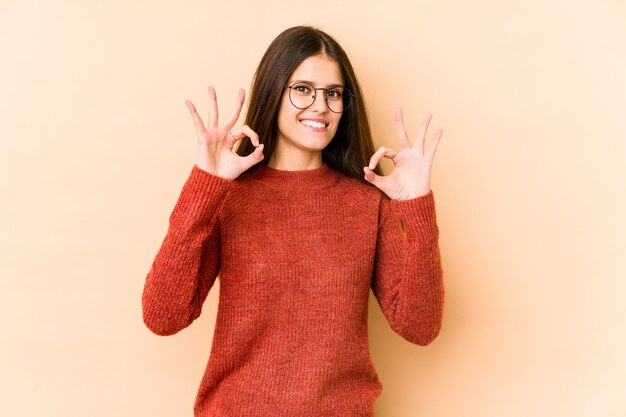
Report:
364,108,443,200
185,87,264,180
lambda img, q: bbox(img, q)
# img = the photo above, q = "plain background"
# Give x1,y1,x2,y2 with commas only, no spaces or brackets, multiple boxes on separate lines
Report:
1,1,625,416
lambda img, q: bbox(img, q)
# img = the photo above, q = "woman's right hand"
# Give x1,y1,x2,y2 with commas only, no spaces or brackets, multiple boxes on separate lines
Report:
185,86,264,180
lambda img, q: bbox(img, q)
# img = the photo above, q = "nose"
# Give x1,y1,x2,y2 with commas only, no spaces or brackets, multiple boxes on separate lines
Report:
310,91,329,113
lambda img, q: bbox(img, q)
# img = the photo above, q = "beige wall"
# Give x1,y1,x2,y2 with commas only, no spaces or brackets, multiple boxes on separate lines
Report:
2,0,625,416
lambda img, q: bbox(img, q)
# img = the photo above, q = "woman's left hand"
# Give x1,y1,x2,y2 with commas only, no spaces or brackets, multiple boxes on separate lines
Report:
364,108,443,200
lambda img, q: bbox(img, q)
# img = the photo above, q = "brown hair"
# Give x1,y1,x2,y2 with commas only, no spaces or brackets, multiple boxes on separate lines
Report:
236,26,383,181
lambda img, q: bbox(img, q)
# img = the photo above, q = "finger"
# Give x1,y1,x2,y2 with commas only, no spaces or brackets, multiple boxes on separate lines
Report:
235,125,260,147
414,113,433,152
425,128,443,160
185,100,206,137
368,146,398,170
363,166,376,182
225,131,238,148
363,166,387,189
207,86,219,129
222,89,245,130
240,143,265,170
395,107,411,149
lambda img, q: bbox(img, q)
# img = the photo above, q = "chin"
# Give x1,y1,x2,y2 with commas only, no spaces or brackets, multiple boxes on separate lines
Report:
300,138,333,152
302,131,336,148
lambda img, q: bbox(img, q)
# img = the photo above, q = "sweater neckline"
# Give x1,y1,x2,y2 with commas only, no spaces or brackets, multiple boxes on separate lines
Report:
244,162,340,191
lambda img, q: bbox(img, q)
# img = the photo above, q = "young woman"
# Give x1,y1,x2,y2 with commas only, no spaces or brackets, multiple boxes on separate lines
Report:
142,26,444,417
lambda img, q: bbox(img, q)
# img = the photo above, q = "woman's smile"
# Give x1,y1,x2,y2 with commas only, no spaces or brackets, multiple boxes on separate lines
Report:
299,118,329,130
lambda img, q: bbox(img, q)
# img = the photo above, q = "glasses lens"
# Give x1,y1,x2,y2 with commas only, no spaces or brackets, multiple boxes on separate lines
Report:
289,82,315,109
288,82,352,113
326,87,349,113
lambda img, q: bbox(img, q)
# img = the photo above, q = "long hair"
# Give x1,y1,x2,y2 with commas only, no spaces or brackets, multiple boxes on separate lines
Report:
236,26,383,181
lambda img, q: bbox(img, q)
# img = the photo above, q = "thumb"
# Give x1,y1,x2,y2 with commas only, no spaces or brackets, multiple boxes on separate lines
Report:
240,144,265,171
363,166,383,187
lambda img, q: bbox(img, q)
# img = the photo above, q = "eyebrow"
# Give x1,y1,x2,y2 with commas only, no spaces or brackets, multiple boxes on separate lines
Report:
290,79,345,88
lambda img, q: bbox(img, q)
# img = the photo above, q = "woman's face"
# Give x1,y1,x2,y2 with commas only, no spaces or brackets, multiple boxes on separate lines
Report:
275,54,344,163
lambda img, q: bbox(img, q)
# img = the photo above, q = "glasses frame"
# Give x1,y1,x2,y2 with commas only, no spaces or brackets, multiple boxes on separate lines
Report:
284,81,353,113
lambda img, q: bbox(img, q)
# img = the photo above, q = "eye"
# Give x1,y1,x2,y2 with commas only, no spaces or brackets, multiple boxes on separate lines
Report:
292,83,312,95
326,89,343,100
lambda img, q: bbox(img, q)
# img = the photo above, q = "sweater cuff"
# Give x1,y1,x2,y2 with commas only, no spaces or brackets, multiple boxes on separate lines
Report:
389,190,438,242
169,165,231,225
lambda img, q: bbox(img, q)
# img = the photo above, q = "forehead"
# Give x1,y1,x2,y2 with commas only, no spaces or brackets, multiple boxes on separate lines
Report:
288,54,344,86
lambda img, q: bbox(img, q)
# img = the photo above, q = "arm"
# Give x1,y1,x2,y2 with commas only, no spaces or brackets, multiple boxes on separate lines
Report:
371,190,444,345
142,86,265,335
365,109,444,345
141,165,230,336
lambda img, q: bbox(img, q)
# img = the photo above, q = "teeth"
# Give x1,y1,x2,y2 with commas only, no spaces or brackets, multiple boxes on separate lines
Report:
300,120,326,128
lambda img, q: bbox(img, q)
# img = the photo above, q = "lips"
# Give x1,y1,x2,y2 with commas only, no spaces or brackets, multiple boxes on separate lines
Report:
299,119,329,129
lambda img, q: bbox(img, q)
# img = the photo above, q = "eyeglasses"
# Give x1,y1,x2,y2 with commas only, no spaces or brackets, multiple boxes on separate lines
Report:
285,81,352,113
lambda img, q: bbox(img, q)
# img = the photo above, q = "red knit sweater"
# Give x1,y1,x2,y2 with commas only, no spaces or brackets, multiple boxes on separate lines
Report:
142,162,444,417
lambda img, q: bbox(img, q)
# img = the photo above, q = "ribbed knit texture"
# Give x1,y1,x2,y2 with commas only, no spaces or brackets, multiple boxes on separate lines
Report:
142,162,444,417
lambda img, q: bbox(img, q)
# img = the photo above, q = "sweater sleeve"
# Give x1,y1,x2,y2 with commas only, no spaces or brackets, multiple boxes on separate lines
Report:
142,165,231,336
371,190,444,346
